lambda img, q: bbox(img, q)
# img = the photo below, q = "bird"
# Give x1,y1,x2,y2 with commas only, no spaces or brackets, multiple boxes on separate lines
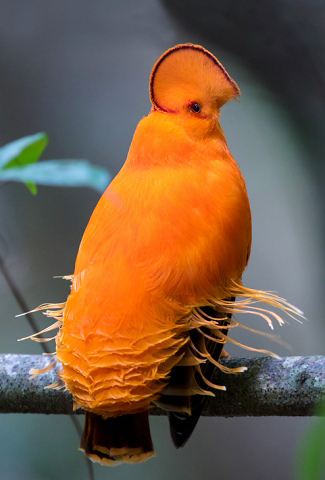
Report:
22,43,301,465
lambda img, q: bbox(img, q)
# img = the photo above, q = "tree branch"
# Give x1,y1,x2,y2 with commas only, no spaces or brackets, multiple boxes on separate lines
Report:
1,354,324,416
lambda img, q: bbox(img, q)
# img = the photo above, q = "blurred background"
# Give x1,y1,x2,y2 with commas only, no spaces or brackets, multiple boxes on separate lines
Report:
0,1,324,479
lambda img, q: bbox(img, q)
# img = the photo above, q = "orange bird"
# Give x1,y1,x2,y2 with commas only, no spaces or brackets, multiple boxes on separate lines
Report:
25,44,301,464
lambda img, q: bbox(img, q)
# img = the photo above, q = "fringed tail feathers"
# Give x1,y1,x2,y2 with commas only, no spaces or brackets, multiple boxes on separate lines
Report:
18,279,303,392
18,277,303,464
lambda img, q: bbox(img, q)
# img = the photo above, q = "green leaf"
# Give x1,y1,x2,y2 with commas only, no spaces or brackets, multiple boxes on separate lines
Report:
297,402,325,480
24,182,37,195
0,132,48,194
0,132,48,169
0,159,110,193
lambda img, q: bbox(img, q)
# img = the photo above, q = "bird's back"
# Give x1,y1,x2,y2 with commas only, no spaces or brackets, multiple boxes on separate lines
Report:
56,110,251,422
23,44,301,465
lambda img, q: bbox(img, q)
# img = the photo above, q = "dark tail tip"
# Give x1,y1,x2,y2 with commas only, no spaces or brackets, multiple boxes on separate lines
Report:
168,408,203,448
80,411,155,465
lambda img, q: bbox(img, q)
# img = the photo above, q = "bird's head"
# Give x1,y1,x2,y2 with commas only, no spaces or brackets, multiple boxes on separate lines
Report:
149,44,239,138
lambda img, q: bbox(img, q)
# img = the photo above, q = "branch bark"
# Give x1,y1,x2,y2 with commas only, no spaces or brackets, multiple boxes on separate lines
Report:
1,354,324,416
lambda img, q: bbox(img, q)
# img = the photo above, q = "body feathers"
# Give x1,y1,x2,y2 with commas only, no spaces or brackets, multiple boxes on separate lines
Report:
25,44,300,465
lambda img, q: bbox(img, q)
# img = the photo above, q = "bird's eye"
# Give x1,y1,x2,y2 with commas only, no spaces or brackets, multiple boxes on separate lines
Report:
189,102,201,114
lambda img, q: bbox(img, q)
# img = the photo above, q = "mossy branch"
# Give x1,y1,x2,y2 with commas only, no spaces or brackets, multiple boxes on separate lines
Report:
1,354,324,416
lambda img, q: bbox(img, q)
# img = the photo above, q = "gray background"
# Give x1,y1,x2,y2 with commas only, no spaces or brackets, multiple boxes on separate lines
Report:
0,1,324,479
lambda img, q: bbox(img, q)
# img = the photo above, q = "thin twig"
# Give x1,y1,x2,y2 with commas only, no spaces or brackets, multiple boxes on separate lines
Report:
70,415,94,480
0,258,94,479
0,255,50,353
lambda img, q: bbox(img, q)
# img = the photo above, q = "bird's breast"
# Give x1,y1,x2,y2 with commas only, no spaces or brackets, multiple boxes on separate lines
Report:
78,155,251,305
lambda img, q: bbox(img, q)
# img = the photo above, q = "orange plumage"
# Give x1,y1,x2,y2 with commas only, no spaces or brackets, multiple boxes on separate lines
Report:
24,44,301,465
